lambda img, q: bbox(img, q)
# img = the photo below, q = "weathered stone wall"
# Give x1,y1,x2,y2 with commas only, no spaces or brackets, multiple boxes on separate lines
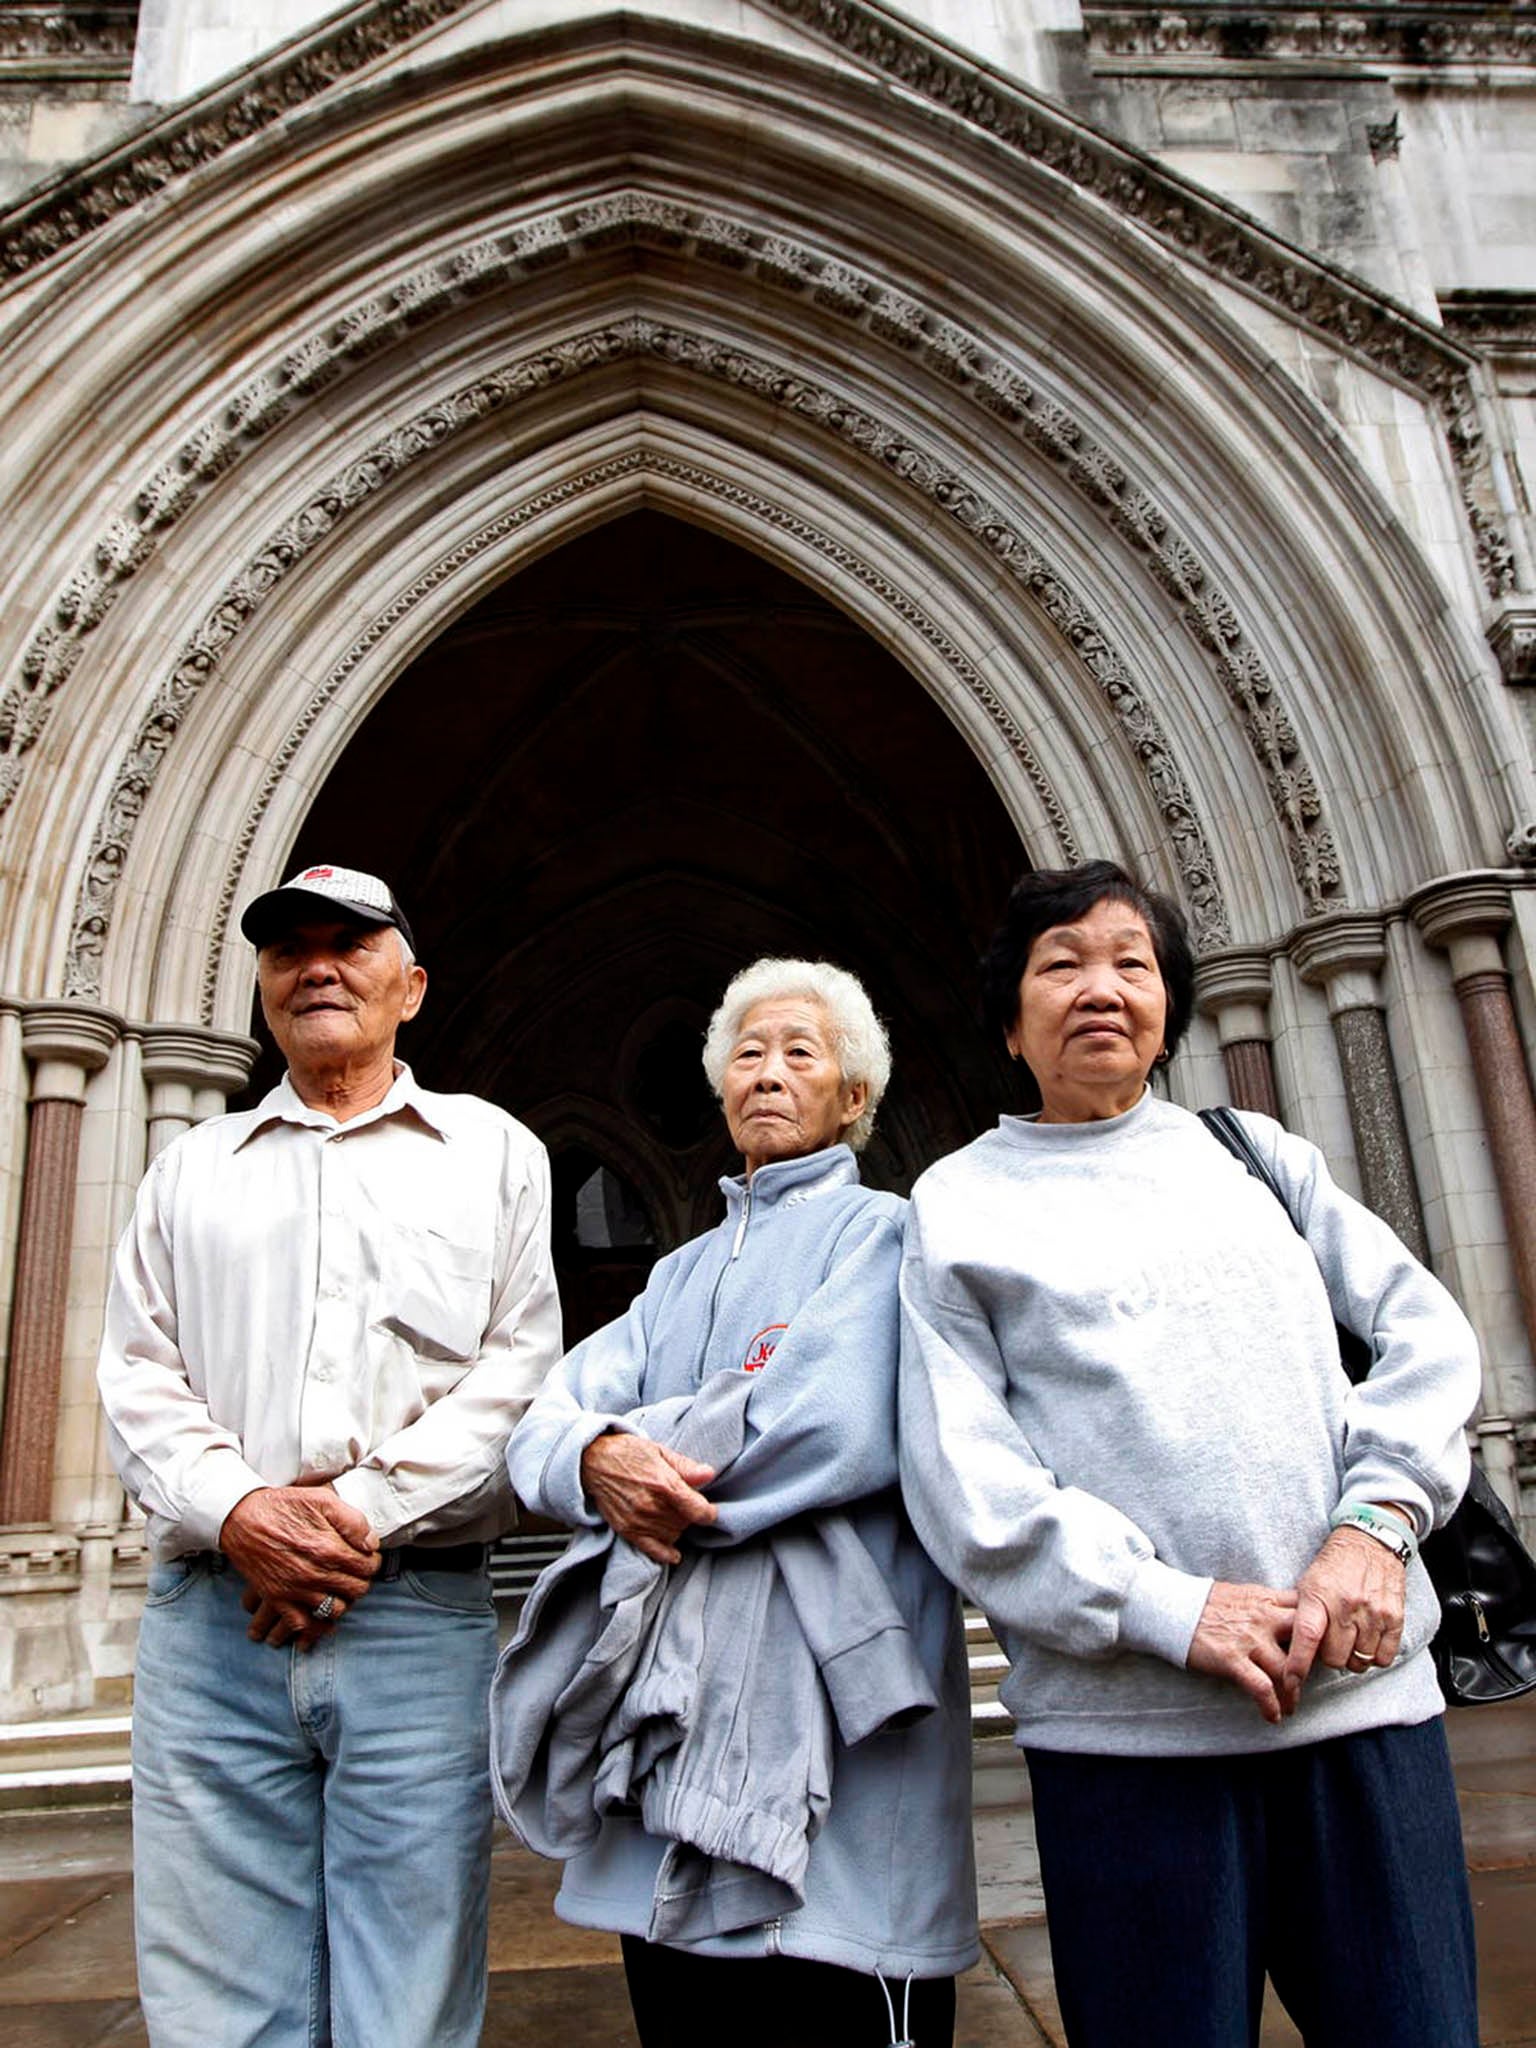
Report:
0,4,143,207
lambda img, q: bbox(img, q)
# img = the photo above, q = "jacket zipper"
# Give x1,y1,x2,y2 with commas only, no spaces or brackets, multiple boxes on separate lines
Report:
729,1182,752,1261
700,1182,753,1367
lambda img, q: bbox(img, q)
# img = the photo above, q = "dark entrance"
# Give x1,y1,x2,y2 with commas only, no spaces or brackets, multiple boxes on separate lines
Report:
260,510,1023,1339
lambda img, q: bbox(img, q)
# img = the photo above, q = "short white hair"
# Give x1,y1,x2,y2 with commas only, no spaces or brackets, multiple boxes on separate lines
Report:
702,958,891,1152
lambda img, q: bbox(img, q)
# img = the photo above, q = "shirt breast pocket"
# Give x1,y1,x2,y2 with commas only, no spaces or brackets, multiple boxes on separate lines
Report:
378,1223,494,1363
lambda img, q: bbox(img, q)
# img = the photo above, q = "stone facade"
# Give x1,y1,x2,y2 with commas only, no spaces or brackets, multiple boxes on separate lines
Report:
0,0,1533,1718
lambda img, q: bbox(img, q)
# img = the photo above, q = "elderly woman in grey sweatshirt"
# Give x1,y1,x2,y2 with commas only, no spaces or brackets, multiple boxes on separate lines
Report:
500,958,978,2048
899,861,1482,2048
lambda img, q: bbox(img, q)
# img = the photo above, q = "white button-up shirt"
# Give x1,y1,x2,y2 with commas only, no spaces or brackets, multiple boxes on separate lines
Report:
98,1066,561,1560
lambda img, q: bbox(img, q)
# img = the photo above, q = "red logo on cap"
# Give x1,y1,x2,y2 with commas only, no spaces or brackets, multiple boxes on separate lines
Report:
300,867,334,880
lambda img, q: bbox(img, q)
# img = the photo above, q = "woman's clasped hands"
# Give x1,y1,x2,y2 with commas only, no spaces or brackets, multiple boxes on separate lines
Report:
1187,1525,1407,1723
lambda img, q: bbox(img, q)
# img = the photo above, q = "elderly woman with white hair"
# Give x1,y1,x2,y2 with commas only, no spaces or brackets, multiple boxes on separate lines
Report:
498,959,978,2048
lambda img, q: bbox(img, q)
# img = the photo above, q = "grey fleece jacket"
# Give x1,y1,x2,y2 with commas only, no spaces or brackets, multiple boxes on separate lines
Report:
502,1147,979,1975
899,1094,1482,1757
491,1369,938,1944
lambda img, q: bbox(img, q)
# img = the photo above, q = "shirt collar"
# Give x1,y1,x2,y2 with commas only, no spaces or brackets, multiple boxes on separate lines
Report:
234,1063,448,1148
718,1143,859,1214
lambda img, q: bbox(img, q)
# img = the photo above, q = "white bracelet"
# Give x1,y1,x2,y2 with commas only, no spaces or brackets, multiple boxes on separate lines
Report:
1329,1500,1417,1565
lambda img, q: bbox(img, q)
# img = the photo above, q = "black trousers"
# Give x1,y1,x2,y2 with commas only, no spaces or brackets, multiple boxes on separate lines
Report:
620,1933,957,2048
1025,1718,1478,2048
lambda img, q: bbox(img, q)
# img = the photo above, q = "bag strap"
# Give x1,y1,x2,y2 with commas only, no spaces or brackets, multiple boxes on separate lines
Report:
1196,1105,1288,1208
1196,1106,1373,1386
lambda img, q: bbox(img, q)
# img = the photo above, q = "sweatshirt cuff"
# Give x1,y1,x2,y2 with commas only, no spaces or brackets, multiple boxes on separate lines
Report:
1336,1457,1439,1543
1118,1556,1214,1668
184,1451,270,1553
330,1465,404,1540
539,1413,636,1528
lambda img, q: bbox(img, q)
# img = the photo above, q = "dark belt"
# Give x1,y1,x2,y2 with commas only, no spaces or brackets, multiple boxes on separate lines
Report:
377,1542,488,1579
191,1542,488,1577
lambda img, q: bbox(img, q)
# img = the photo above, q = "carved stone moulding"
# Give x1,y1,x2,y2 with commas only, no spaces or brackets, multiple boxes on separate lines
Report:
1489,603,1536,687
0,6,137,78
1082,5,1536,71
1,198,1347,974
0,0,1484,423
761,0,1514,601
1,190,1340,932
1440,292,1536,357
0,1526,80,1591
64,321,1251,1011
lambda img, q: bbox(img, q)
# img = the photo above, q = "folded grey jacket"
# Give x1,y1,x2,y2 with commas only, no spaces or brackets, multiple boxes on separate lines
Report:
490,1368,938,1945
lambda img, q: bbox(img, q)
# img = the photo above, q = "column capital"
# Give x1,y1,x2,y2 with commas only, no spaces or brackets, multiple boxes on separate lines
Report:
1193,949,1274,1047
139,1024,260,1099
1488,601,1536,687
1405,872,1513,972
1288,915,1387,1015
19,1002,123,1104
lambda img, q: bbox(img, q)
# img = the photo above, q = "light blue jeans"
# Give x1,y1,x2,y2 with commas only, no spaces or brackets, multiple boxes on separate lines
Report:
131,1551,498,2048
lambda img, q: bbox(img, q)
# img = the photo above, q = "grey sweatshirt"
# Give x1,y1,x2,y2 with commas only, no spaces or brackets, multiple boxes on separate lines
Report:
898,1093,1481,1756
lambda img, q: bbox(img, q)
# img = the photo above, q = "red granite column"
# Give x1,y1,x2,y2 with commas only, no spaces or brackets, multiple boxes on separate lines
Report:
0,1006,117,1527
1411,877,1536,1356
1456,970,1536,1336
1221,1038,1281,1119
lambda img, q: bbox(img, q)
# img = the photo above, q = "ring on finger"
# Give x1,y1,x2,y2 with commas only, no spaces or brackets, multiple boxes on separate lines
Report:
1347,1649,1373,1668
313,1593,339,1621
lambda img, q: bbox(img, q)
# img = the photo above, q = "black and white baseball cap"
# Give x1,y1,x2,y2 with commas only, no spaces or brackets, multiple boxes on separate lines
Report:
239,863,416,953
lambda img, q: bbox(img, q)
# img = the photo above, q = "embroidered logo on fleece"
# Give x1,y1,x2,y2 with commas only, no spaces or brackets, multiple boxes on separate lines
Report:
742,1324,788,1372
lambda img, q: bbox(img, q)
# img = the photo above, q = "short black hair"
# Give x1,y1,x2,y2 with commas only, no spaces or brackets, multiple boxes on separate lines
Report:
980,859,1196,1058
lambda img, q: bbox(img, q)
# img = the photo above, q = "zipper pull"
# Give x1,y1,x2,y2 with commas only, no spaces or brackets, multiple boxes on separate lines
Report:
730,1186,751,1260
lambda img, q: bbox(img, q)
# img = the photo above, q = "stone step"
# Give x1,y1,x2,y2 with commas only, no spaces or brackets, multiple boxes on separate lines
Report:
0,1714,133,1811
965,1611,1014,1738
0,1609,1014,1807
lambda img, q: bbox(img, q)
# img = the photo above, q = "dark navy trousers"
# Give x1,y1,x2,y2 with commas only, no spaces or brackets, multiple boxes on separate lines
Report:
1025,1717,1478,2048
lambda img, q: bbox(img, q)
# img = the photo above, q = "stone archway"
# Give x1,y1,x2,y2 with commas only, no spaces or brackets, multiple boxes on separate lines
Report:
241,506,1027,1331
2,2,1533,1719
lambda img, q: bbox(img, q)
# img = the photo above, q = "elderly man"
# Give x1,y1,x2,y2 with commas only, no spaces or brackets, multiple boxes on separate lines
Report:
98,863,561,2048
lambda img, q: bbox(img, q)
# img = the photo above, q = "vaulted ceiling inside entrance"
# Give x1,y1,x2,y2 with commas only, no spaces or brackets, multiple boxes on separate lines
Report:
256,510,1024,1248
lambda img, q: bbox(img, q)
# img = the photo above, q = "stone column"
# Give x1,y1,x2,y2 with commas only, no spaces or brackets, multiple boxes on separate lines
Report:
1193,950,1279,1117
140,1025,260,1159
1290,916,1429,1263
1409,875,1536,1363
0,1004,120,1527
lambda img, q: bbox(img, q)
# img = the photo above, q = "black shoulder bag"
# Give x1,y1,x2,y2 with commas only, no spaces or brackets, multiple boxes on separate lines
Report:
1199,1104,1536,1707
